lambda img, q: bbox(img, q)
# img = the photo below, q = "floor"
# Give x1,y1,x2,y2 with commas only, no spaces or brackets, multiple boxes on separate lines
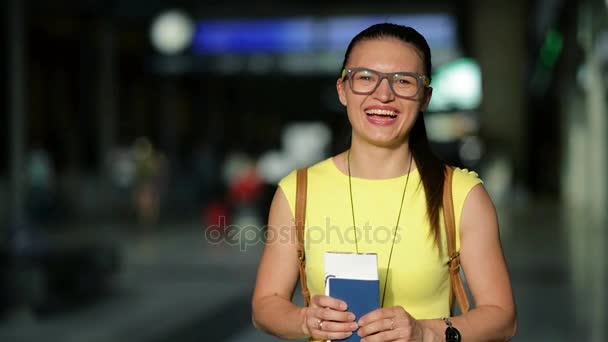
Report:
0,200,605,342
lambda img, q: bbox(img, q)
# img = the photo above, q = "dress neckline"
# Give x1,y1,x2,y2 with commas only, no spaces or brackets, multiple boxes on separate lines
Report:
328,156,420,182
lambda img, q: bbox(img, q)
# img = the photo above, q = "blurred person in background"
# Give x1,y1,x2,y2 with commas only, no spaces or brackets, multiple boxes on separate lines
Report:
132,137,167,228
252,23,516,341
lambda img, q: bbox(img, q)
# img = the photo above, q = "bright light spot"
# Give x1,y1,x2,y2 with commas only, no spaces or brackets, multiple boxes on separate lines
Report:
258,122,333,183
428,58,482,112
258,150,292,184
150,9,194,55
282,122,332,168
426,113,478,142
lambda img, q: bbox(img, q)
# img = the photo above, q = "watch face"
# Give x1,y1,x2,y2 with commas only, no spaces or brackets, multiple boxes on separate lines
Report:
445,326,461,342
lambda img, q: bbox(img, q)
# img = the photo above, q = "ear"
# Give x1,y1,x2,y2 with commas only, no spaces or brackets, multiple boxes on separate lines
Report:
336,78,347,107
420,86,433,112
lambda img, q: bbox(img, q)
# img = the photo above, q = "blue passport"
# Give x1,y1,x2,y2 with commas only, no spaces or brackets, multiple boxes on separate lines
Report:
327,277,380,342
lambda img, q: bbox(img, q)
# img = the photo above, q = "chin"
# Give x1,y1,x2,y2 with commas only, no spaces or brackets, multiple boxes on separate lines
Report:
365,135,405,148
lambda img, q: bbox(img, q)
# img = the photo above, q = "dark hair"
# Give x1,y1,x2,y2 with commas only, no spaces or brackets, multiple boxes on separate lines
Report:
341,23,447,255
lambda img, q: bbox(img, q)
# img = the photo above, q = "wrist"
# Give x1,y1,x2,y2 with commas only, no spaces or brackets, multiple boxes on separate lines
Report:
418,320,441,342
442,317,462,342
299,306,311,337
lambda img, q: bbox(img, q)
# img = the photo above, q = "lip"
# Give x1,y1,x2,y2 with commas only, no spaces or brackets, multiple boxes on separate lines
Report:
366,115,398,126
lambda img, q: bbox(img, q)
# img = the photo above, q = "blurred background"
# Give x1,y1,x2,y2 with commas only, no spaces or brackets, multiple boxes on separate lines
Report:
1,0,607,341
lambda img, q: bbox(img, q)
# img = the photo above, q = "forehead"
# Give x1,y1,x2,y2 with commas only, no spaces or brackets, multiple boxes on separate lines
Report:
347,38,425,73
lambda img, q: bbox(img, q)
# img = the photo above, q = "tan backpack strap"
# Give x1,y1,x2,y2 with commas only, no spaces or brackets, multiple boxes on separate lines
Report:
443,166,470,314
296,168,311,306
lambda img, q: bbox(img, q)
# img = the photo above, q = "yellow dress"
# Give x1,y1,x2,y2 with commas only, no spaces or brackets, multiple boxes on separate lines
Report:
279,157,482,325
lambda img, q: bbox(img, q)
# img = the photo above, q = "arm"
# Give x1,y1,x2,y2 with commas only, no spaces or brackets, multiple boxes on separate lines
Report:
357,184,516,342
419,184,517,341
251,188,357,340
251,188,308,339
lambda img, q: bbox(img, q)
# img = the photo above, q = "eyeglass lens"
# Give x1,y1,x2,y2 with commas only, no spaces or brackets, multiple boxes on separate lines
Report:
350,69,421,97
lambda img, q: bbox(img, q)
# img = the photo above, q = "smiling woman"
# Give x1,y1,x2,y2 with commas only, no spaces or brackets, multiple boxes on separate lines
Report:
252,23,516,342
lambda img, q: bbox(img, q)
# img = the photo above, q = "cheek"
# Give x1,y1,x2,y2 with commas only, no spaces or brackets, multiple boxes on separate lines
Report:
406,100,424,114
345,106,357,124
342,92,364,111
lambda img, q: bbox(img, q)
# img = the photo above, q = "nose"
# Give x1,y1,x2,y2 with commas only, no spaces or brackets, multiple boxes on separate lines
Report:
373,77,395,102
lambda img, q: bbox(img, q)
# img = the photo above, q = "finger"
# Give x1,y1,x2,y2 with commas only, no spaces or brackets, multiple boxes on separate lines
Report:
317,307,357,323
359,306,409,326
312,295,348,311
307,316,322,333
316,320,359,333
358,308,391,326
312,328,354,341
358,317,394,337
359,328,409,342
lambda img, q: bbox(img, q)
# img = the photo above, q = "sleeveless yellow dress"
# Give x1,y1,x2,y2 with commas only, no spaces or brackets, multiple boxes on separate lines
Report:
279,157,482,329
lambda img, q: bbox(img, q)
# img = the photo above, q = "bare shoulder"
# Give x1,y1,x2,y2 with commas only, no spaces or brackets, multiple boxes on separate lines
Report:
459,182,500,244
268,186,296,233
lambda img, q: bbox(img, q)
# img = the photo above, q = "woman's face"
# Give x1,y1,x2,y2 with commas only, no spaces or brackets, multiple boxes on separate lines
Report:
337,38,432,148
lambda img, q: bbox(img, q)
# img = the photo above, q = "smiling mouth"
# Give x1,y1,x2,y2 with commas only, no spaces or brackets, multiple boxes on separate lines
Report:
365,109,398,119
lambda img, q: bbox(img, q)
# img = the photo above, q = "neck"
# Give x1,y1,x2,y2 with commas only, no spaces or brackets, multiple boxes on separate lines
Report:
346,140,415,179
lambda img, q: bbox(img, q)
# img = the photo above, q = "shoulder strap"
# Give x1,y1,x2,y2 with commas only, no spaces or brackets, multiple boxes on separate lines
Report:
443,166,471,314
295,168,311,306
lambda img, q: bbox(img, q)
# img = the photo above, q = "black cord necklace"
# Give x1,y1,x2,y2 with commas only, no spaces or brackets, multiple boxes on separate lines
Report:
347,149,412,307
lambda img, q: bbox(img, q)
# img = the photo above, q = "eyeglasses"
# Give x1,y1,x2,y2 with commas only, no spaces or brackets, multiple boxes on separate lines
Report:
341,68,430,99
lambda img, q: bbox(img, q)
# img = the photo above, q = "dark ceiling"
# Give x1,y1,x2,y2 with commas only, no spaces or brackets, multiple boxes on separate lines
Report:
25,0,457,21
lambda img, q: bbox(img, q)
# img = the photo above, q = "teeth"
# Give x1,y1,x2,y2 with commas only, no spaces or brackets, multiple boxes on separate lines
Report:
365,109,397,116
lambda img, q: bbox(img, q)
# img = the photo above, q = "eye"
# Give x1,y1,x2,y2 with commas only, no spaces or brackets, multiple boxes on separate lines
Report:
354,70,377,82
393,74,416,87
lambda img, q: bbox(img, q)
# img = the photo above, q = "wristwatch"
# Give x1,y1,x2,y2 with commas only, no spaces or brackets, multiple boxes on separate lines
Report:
442,318,461,342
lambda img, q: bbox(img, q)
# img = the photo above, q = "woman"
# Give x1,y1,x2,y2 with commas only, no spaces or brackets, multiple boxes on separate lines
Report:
252,23,516,341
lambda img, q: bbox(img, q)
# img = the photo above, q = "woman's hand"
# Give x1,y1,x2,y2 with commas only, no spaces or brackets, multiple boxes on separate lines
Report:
357,306,429,342
302,295,359,340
